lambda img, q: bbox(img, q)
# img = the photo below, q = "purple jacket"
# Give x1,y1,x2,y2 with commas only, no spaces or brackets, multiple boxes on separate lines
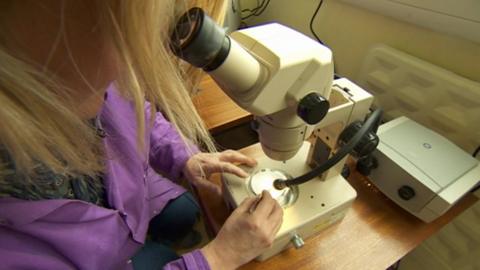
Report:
0,85,210,270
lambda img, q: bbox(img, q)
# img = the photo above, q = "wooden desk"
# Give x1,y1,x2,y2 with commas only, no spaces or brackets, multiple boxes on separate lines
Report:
196,144,477,270
193,76,252,134
193,76,478,269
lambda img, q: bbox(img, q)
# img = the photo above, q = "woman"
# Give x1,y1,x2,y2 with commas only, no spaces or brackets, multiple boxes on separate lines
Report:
0,1,283,269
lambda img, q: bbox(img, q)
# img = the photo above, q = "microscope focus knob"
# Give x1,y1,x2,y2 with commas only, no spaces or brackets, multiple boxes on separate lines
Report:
398,185,416,200
297,93,330,125
291,233,305,249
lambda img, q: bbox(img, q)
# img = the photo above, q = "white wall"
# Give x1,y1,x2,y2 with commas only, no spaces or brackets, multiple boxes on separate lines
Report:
242,0,480,83
340,0,480,44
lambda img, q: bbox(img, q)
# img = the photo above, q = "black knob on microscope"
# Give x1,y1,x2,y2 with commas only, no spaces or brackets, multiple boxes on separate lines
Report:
398,185,416,200
297,93,330,125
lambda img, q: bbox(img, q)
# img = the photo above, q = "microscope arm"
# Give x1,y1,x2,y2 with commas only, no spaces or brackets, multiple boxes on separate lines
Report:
272,79,378,189
308,78,375,152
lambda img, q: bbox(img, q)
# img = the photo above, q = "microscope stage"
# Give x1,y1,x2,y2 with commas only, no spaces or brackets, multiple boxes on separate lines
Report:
222,142,357,261
248,168,298,207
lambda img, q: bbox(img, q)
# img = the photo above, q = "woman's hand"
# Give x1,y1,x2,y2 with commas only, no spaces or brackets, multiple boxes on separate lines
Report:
201,191,284,269
183,150,257,195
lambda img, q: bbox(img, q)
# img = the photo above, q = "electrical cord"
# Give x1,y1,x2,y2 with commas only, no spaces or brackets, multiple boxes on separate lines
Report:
241,0,271,20
274,108,383,189
473,145,480,157
472,145,480,193
240,0,259,15
310,0,325,45
254,0,270,16
241,0,260,12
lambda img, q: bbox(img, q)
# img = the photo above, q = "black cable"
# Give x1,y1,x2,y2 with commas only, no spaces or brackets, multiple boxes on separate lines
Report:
231,0,237,13
310,0,325,45
241,0,262,19
253,0,270,16
473,145,480,157
274,108,383,189
241,0,261,13
241,0,270,20
387,260,401,270
468,145,480,193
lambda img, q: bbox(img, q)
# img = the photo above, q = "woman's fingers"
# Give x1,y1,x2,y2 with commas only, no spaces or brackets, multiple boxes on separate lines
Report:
268,203,284,234
251,191,277,218
204,161,250,178
236,196,259,214
219,150,257,167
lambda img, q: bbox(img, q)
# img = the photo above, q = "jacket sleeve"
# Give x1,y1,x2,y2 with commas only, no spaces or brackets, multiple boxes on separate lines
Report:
164,250,211,270
146,102,199,181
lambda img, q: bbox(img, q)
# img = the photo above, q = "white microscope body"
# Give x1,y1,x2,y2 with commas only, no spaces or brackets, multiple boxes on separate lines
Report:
209,24,374,260
170,10,374,260
221,79,373,261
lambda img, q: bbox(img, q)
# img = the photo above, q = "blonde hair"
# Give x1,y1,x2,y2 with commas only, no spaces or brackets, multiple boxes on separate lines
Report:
0,0,226,177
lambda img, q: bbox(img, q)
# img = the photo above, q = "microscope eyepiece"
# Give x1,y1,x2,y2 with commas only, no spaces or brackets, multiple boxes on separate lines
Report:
171,7,231,71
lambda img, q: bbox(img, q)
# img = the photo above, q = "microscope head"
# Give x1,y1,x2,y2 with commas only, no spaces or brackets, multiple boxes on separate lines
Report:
171,8,333,161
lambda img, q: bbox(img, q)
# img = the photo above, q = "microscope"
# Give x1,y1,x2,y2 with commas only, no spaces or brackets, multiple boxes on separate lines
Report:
172,8,381,260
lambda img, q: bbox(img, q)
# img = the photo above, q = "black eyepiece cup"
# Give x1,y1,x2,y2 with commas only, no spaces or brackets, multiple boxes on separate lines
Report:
171,7,230,71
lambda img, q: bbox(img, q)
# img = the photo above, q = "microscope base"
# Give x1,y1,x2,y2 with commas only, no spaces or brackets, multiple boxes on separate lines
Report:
222,142,357,261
